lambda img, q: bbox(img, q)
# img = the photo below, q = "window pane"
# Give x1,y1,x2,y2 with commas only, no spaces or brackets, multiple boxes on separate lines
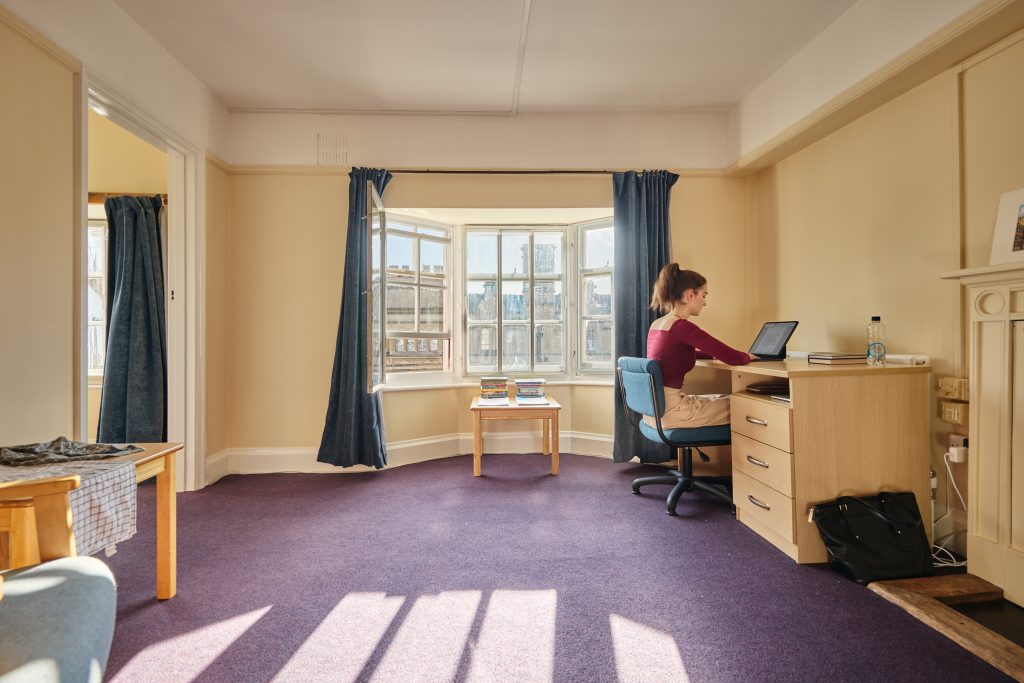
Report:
502,280,529,321
386,284,415,332
534,324,563,370
533,232,562,276
583,275,612,316
467,281,497,322
87,229,104,275
88,278,105,322
584,227,613,269
418,287,445,332
420,240,446,285
501,233,530,277
467,325,498,371
88,323,105,373
371,232,381,282
583,320,613,365
386,336,446,373
467,233,497,277
386,234,415,283
533,281,562,322
501,324,530,371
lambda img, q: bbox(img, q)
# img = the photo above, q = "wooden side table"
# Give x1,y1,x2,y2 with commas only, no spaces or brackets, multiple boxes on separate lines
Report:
470,397,561,476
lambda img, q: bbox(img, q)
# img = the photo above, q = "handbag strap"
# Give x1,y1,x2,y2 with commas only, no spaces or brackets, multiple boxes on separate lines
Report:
834,494,922,530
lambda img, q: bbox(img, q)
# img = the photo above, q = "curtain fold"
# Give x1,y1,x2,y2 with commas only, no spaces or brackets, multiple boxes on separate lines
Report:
98,195,167,443
612,170,678,463
318,168,393,468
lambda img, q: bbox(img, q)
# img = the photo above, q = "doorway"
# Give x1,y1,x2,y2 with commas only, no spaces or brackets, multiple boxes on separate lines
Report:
81,81,204,491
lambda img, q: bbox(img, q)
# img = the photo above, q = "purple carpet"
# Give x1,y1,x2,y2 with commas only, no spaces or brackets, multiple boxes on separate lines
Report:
103,453,1009,682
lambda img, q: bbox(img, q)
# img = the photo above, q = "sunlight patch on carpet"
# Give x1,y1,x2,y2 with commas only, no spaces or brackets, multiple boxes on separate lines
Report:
370,590,482,682
110,606,272,682
467,589,557,682
272,592,405,682
610,613,690,683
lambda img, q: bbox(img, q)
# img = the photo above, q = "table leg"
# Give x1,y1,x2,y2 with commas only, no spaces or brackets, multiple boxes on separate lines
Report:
156,450,177,600
551,411,560,476
473,411,483,477
542,419,550,456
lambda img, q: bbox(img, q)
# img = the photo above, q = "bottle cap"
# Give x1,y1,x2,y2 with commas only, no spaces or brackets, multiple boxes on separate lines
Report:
871,316,881,321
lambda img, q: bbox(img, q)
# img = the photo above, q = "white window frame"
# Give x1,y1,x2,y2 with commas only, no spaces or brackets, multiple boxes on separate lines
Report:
86,204,108,384
577,218,615,374
459,219,614,382
379,213,454,387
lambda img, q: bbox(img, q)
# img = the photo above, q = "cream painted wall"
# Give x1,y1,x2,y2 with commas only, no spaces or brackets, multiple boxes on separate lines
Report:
223,171,748,449
752,70,966,544
962,33,1024,268
205,159,231,455
88,110,167,193
0,18,78,443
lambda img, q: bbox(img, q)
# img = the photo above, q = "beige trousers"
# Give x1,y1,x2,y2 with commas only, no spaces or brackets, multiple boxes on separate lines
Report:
644,388,731,429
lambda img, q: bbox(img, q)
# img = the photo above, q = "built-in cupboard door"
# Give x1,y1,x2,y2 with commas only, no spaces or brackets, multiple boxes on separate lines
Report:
1009,322,1024,605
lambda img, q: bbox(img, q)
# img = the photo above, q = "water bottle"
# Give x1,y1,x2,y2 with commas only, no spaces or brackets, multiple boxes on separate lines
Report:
867,316,886,366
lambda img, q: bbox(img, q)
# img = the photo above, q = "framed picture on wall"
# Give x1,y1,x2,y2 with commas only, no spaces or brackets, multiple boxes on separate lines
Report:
990,188,1024,265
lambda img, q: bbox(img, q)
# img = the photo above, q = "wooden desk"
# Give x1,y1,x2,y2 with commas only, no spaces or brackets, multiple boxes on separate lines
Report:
470,397,561,476
697,359,931,563
118,443,182,600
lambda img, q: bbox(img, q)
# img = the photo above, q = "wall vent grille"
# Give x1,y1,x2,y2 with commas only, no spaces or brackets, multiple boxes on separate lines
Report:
317,133,347,166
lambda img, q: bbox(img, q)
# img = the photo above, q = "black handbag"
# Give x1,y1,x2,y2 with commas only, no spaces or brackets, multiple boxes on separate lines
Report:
810,491,933,585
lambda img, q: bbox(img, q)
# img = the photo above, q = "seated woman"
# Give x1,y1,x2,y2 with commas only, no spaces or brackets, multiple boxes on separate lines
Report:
646,263,753,429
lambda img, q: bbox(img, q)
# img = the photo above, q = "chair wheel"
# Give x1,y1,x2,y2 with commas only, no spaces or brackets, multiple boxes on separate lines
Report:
665,509,678,516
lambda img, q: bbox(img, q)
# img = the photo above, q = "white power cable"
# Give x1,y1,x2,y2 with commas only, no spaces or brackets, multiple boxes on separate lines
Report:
931,451,968,568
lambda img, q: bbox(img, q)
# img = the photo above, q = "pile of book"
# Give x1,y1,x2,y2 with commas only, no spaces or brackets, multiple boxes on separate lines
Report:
807,351,867,365
515,378,545,399
480,376,509,399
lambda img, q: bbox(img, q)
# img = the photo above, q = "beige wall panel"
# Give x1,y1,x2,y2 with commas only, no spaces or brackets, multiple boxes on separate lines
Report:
228,172,349,447
755,73,958,377
570,385,613,435
0,22,76,443
87,385,101,442
87,110,167,193
962,35,1024,269
386,173,612,209
205,160,231,455
380,389,459,443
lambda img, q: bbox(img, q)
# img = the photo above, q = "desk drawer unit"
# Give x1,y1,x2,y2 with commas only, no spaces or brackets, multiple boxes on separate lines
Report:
733,469,795,543
730,395,792,452
731,432,793,497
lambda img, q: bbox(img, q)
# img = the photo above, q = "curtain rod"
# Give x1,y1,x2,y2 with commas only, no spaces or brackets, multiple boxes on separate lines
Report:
389,169,615,175
88,192,168,204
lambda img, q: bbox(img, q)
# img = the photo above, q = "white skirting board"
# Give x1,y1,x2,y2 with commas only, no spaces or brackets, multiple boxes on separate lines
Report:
205,430,614,486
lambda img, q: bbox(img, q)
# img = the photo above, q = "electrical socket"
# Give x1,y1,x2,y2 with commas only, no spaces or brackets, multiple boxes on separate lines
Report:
941,401,969,426
949,434,968,449
937,377,970,400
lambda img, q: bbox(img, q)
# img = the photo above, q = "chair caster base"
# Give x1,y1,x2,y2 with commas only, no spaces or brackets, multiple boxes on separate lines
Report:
666,509,678,516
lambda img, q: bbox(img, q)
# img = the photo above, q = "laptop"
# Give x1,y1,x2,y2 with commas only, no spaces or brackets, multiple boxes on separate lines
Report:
747,321,799,361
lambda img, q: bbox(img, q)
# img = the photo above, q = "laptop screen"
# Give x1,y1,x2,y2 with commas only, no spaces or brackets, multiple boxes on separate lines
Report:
749,321,799,358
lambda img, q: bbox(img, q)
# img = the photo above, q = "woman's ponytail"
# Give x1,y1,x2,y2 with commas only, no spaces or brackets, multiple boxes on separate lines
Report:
649,263,706,313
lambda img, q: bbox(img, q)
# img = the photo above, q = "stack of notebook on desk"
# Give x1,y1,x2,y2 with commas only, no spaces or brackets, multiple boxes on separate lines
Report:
479,376,510,405
807,352,867,365
514,378,548,405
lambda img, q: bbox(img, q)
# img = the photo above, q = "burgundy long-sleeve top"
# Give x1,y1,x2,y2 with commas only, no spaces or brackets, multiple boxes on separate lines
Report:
647,318,750,389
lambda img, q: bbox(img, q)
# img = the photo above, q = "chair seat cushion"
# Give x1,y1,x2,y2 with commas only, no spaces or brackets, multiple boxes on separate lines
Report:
0,556,116,683
639,421,731,446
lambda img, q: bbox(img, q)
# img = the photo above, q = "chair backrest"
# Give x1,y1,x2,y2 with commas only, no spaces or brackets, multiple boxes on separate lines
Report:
617,357,666,419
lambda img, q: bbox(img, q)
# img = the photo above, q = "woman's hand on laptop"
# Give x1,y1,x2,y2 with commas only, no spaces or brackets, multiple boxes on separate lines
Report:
746,353,760,363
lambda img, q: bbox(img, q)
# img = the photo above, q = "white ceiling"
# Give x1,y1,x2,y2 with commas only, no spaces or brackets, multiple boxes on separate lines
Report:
112,0,856,115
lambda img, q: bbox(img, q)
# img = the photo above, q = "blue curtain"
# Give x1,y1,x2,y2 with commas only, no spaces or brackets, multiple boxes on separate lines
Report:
318,168,393,468
612,171,678,463
98,195,167,443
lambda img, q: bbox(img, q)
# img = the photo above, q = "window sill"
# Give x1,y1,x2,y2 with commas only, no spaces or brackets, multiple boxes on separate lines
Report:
380,378,613,393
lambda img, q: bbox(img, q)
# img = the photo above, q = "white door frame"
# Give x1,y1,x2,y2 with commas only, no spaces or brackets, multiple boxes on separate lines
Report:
81,75,206,492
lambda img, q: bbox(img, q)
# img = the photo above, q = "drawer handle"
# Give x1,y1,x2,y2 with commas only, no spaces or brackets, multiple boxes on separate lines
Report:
747,494,771,511
746,454,769,468
745,416,768,426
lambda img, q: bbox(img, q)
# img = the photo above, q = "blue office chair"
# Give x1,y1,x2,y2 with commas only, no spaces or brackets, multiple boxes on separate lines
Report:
617,357,734,516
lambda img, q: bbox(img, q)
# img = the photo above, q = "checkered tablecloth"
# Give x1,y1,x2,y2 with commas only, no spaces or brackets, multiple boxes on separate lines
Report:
0,461,137,557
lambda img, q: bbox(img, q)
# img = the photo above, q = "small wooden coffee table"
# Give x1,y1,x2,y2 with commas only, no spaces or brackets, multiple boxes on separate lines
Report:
470,397,561,476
